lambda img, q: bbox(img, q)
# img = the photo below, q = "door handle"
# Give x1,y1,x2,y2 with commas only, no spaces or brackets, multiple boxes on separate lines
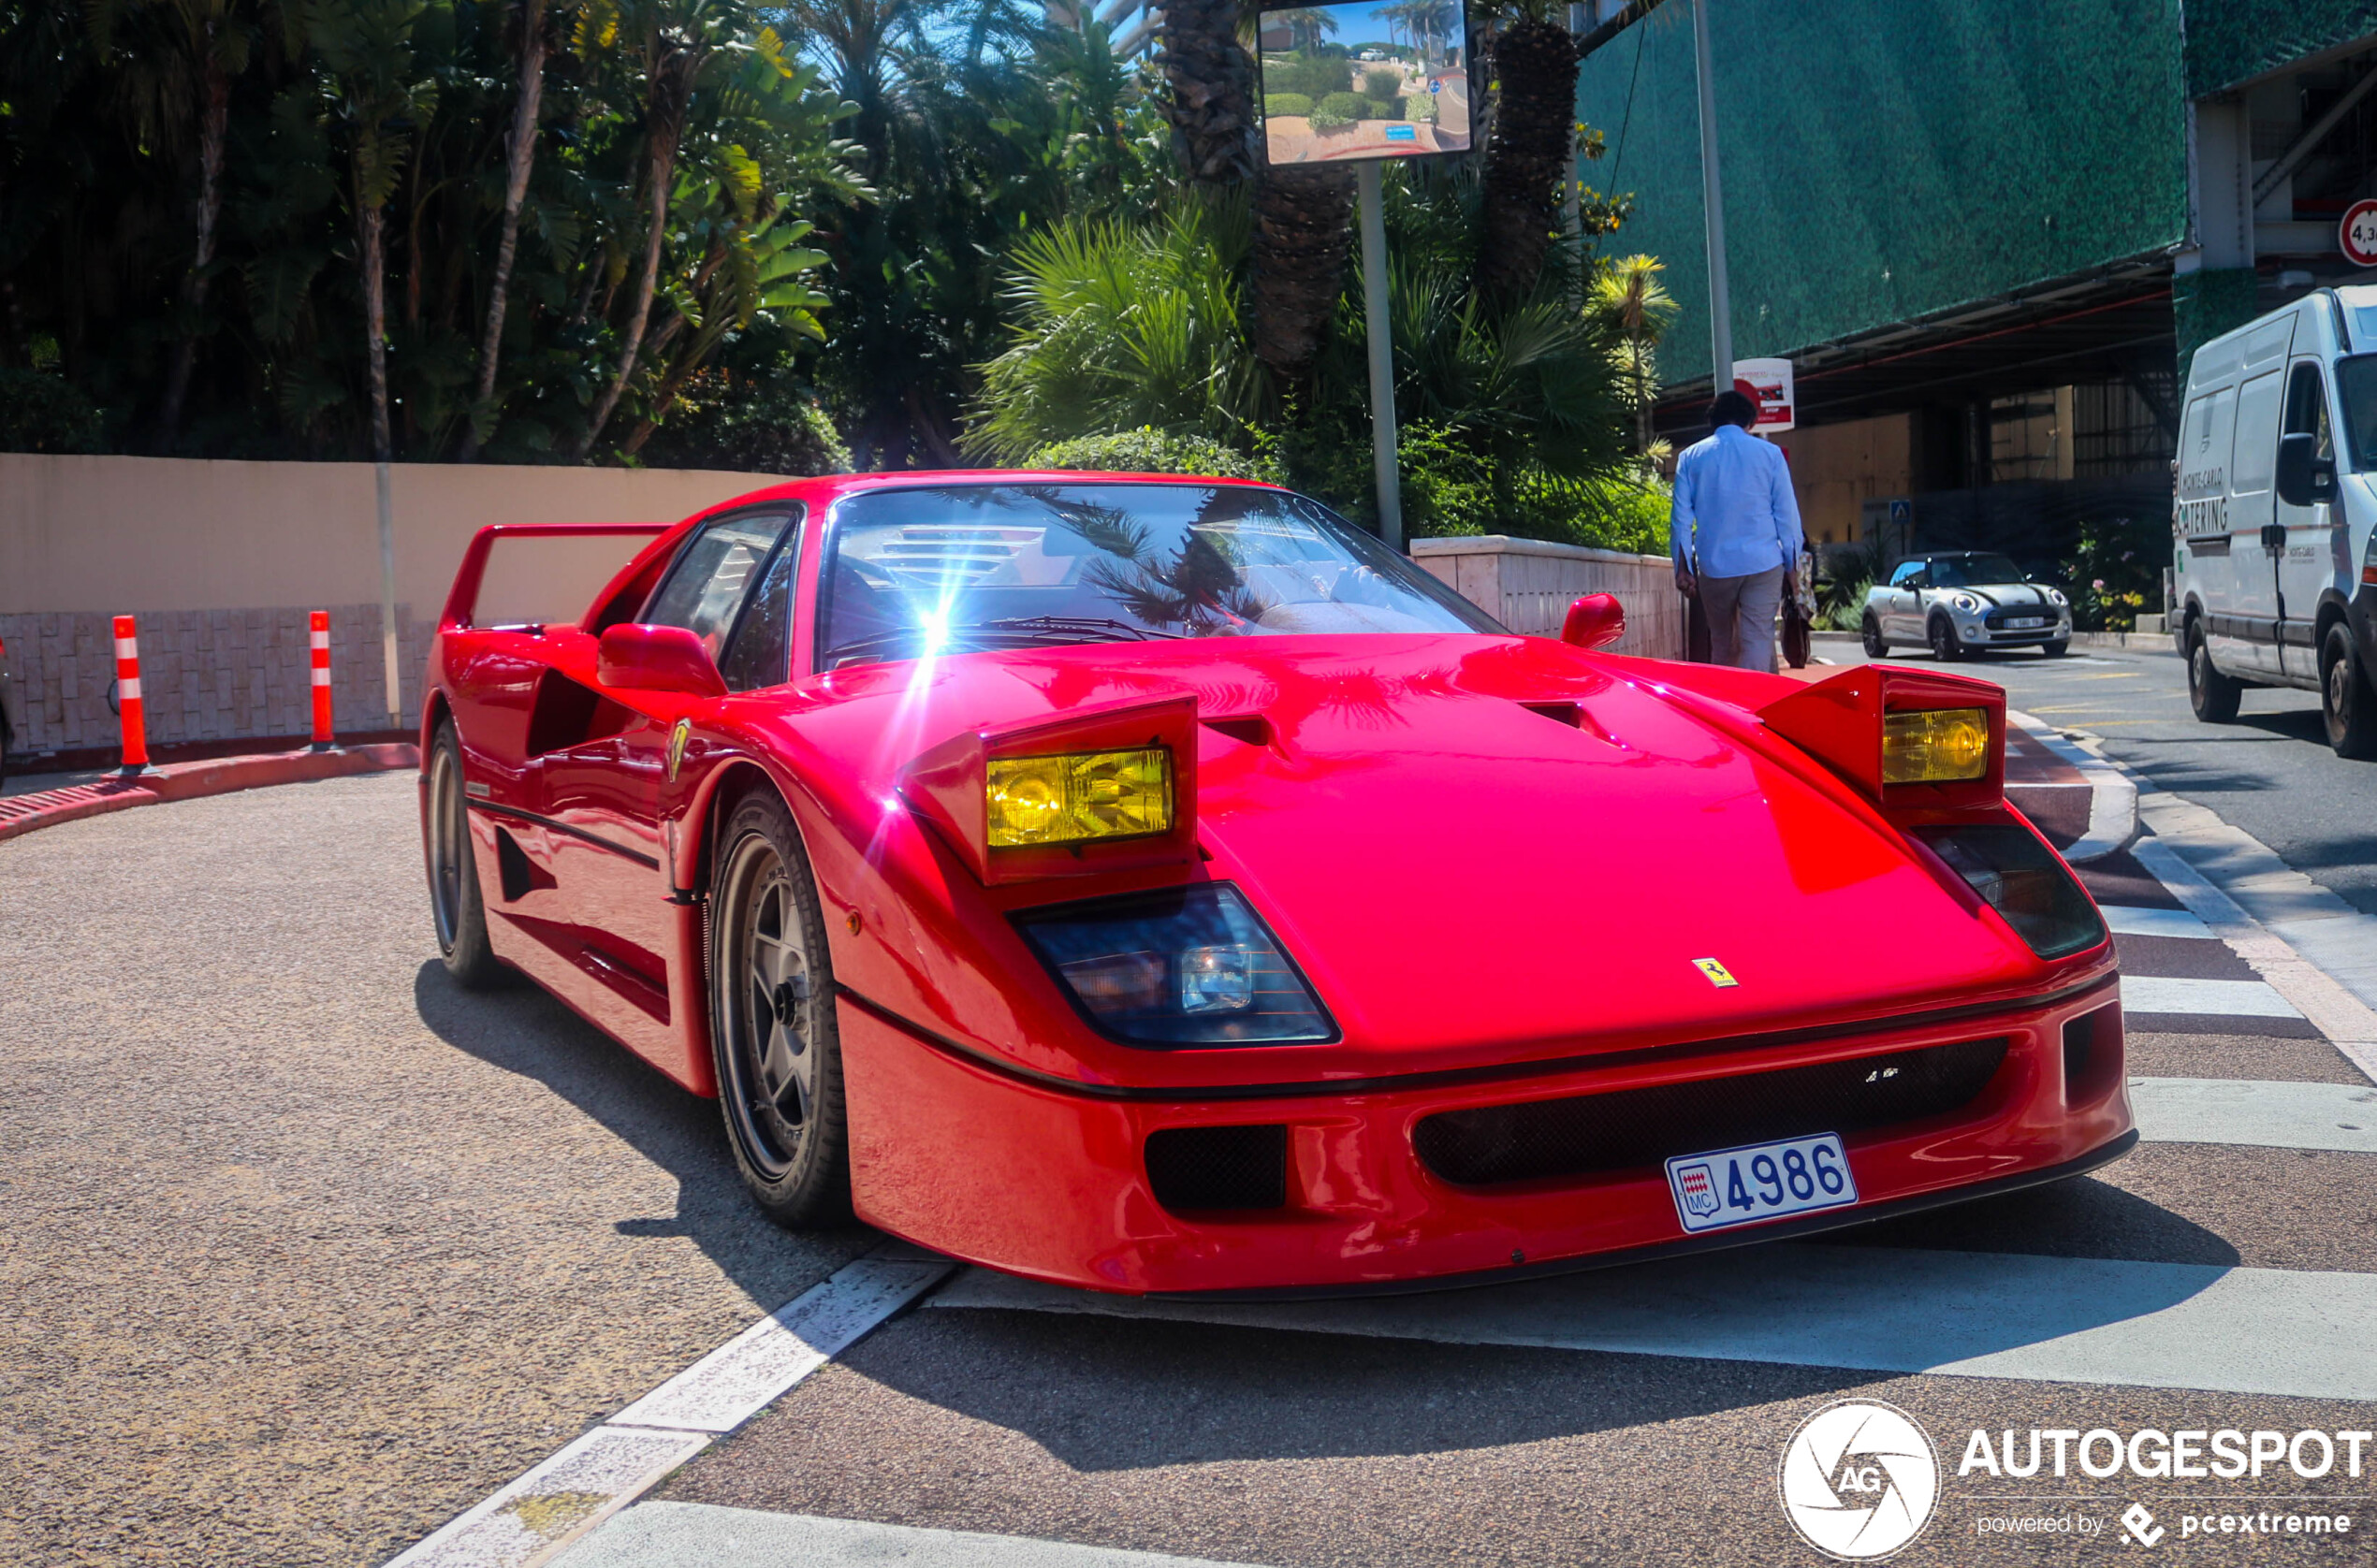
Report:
2262,524,2288,552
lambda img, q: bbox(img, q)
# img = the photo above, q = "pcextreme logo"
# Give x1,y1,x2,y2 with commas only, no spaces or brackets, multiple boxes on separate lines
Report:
1778,1400,1940,1560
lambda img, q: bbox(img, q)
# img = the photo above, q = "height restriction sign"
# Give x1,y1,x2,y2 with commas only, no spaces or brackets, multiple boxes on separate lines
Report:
2343,199,2377,269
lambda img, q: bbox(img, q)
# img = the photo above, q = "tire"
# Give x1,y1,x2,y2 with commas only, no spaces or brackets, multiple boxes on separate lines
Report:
425,718,506,989
2321,620,2377,760
2187,620,2241,723
1860,614,1888,660
1928,615,1962,662
2041,638,2070,658
708,790,852,1227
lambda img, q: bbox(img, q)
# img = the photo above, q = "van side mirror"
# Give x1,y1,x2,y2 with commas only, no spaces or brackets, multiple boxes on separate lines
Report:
2277,431,2338,507
1560,593,1626,650
597,623,727,697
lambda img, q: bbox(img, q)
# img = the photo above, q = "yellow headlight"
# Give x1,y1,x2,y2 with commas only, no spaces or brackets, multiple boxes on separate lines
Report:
986,748,1173,848
1882,707,1991,784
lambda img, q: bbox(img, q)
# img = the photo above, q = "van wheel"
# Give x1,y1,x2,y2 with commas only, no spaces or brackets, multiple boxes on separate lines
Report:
2187,621,2241,723
1927,615,1962,662
1860,614,1888,659
2321,621,2377,760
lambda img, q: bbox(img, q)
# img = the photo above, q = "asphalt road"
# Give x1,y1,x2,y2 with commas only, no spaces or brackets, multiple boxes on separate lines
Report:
1817,632,2377,917
0,773,869,1566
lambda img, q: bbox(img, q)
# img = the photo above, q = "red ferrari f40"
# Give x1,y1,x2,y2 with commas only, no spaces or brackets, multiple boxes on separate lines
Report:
419,472,2131,1296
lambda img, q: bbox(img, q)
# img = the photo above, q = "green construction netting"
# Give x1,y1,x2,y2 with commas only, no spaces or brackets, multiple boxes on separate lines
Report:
2186,0,2377,96
1579,0,2189,389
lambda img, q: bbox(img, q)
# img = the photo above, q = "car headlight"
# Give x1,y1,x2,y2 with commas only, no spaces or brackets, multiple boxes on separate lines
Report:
1883,707,1991,783
2047,588,2069,607
1914,825,2106,959
1948,593,1981,614
1014,882,1336,1046
986,748,1172,848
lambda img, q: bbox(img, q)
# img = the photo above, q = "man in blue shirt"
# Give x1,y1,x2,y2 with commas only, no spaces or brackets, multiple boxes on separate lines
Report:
1670,390,1806,671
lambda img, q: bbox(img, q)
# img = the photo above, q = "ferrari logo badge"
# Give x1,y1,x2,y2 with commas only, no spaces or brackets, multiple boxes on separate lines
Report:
666,719,692,783
1693,957,1739,989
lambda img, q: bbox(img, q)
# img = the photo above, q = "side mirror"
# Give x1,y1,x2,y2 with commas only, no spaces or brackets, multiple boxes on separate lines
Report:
2277,431,2339,507
1560,593,1626,650
597,623,727,697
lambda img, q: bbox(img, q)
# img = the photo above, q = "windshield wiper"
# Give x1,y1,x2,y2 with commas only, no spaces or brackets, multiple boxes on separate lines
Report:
826,616,1186,668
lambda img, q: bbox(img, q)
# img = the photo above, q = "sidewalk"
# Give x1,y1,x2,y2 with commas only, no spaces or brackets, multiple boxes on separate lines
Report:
0,743,418,844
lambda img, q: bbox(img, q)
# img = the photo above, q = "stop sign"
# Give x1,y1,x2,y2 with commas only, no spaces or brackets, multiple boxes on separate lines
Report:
2342,198,2377,269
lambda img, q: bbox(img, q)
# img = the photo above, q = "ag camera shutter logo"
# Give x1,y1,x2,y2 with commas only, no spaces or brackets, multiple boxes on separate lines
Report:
1778,1400,1940,1560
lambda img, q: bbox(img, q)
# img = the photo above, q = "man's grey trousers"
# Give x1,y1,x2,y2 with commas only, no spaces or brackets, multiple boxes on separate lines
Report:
1699,566,1784,673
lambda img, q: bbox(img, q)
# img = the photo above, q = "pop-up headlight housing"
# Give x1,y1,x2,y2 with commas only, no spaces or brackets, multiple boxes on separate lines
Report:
1759,664,2006,809
903,695,1200,884
1014,882,1336,1046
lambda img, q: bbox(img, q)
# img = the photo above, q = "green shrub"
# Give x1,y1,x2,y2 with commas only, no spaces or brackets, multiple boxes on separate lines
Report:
1315,92,1367,126
0,369,102,454
1407,93,1437,122
1268,52,1350,100
636,371,850,475
1364,99,1396,120
1023,426,1279,482
1398,422,1666,554
1262,93,1313,119
1360,67,1402,99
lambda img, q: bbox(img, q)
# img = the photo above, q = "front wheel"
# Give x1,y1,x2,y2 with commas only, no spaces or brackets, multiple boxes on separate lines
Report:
2187,621,2241,723
709,790,852,1227
2321,621,2377,759
1928,615,1962,662
1860,614,1888,660
426,719,505,989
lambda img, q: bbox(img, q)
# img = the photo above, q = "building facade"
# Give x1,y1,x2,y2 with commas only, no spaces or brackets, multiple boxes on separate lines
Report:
1578,0,2377,567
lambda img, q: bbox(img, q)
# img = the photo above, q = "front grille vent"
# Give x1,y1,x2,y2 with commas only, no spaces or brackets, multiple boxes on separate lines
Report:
1145,1125,1288,1212
1413,1038,2009,1188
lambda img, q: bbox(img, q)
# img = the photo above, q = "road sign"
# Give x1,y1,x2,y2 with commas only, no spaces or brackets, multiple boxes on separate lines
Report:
1732,357,1795,433
2343,199,2377,269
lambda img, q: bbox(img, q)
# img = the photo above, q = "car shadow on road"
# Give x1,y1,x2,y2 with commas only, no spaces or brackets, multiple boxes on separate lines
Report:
412,961,878,1306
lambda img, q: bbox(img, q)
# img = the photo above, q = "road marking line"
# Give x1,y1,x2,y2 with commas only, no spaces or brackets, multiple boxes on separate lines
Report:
2102,905,2213,939
2121,975,2301,1018
385,1251,954,1568
932,1244,2377,1401
2128,832,2377,1082
549,1502,1274,1568
2131,1076,2377,1152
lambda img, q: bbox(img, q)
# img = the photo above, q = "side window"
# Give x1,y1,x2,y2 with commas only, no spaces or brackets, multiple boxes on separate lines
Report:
1890,561,1925,588
640,509,796,663
717,529,800,691
2282,362,2333,458
2232,370,2284,498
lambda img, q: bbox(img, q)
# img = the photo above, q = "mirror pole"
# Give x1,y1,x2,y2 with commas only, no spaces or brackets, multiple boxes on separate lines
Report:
1358,160,1403,551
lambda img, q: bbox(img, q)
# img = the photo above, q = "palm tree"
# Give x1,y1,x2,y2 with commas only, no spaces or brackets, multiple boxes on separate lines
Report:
1477,0,1578,300
1265,7,1336,51
1588,254,1674,452
457,0,560,460
1155,0,1254,186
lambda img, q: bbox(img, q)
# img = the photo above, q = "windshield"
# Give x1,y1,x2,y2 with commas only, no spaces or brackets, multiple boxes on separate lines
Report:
2336,355,2377,470
816,484,1502,668
1927,554,2027,588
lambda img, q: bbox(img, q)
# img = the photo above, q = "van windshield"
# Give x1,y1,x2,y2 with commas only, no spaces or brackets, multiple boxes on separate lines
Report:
816,484,1502,668
2335,355,2377,470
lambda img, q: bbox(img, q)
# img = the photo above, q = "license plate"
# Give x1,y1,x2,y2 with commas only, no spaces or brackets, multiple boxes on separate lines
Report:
1667,1133,1858,1234
2006,617,2046,629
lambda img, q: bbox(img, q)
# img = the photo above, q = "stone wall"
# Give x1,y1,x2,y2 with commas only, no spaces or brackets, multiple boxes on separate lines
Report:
1412,536,1686,660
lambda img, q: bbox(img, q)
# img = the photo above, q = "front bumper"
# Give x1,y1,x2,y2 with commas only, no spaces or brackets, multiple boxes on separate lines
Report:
841,976,2132,1296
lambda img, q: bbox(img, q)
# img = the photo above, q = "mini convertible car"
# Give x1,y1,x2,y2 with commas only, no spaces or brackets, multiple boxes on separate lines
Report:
1860,551,2075,661
420,473,2132,1296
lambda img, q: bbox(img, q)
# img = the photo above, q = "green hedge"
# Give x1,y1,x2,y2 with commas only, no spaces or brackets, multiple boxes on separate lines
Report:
1360,67,1403,99
1263,92,1313,119
1022,427,1279,482
1316,92,1367,122
0,369,102,454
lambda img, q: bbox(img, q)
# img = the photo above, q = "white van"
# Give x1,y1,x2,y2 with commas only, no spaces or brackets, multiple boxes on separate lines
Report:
2175,285,2377,758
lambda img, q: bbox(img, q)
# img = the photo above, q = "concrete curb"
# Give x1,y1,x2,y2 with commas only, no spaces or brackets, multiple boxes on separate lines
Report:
2005,710,2139,863
0,743,417,846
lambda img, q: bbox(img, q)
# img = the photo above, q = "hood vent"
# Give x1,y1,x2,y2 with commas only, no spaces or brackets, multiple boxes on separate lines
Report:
1202,715,1273,748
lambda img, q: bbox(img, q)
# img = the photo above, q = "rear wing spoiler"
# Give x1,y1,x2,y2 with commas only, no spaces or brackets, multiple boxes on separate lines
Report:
440,522,672,631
